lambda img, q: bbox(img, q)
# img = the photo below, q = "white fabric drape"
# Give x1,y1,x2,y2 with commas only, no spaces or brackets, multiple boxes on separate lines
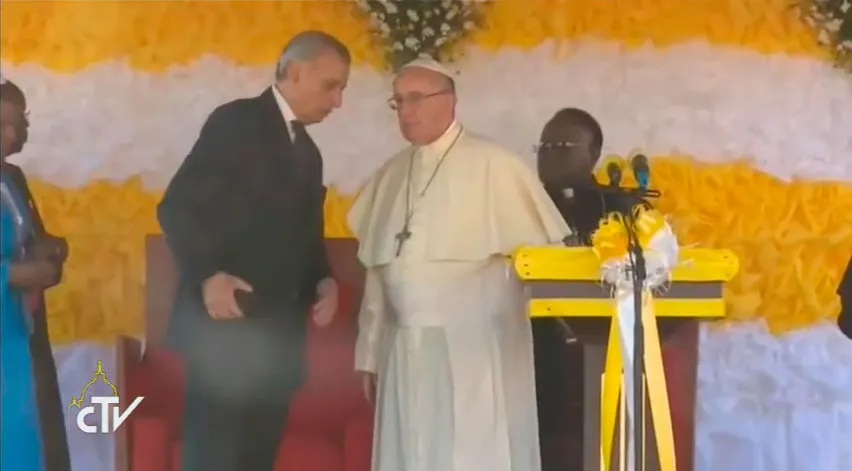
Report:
695,321,852,471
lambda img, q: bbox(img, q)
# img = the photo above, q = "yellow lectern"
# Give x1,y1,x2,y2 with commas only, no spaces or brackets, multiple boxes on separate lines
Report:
514,246,738,471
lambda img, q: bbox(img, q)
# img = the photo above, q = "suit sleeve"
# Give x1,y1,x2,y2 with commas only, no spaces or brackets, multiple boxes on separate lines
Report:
354,268,387,374
313,186,331,286
838,257,852,339
157,106,247,288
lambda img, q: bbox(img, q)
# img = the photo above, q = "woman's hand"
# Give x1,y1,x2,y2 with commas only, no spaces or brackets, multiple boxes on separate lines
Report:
9,259,60,289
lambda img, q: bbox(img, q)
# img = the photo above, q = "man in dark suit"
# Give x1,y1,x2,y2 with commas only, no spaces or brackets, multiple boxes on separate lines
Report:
838,257,851,339
157,31,349,471
1,79,72,471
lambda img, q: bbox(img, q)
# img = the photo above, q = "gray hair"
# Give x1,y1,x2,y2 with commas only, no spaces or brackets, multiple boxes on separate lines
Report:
275,31,351,81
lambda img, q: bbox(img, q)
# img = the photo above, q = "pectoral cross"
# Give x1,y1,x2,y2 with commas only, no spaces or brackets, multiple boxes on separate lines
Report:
395,227,412,256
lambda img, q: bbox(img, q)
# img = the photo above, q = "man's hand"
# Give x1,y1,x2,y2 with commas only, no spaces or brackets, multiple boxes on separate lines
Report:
202,272,253,320
312,277,338,327
29,235,69,263
9,259,60,289
359,371,377,405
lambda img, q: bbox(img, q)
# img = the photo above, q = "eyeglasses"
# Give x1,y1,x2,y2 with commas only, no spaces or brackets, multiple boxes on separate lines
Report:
1,109,29,126
387,90,451,111
533,141,577,153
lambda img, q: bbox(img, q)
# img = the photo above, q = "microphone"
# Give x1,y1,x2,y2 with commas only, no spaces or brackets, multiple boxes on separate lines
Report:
594,155,626,187
631,154,650,190
607,162,622,188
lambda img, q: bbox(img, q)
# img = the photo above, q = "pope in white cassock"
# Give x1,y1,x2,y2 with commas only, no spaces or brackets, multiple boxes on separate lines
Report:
348,55,572,471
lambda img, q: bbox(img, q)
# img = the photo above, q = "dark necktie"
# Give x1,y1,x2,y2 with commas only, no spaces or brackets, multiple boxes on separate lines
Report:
289,119,314,178
290,120,308,149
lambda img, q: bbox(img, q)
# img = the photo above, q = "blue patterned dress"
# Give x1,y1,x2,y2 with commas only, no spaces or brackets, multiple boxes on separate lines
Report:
0,172,46,471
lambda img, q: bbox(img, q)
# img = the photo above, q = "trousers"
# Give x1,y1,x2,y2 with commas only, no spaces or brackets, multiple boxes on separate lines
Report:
180,315,300,471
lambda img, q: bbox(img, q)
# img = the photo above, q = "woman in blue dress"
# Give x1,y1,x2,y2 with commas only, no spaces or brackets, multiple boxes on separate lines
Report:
1,78,62,471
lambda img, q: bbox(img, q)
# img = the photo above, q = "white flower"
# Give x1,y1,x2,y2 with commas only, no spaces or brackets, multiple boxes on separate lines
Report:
826,18,843,32
369,11,387,30
404,37,420,49
358,0,485,65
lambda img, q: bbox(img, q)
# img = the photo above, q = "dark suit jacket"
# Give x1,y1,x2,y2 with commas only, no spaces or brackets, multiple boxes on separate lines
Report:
157,88,329,390
5,164,71,471
838,257,852,339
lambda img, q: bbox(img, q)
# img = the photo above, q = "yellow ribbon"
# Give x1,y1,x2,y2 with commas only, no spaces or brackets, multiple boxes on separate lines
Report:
591,206,667,261
600,310,623,466
642,294,677,469
599,292,677,471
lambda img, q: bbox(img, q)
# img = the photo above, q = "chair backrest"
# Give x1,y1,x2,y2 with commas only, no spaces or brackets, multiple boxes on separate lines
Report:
144,235,365,348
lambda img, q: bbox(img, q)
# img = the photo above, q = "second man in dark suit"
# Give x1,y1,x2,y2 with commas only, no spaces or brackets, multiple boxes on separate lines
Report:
157,31,349,471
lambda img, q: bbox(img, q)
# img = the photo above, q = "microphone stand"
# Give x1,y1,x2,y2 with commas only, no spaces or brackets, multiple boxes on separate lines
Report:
554,175,659,469
625,208,646,471
608,183,658,471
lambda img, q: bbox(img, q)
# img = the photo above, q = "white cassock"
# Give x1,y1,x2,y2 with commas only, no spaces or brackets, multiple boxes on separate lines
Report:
348,121,571,471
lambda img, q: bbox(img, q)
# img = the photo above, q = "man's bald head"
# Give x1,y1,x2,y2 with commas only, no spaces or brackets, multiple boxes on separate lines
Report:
391,65,457,146
0,80,26,107
537,108,604,188
541,108,603,158
0,79,29,158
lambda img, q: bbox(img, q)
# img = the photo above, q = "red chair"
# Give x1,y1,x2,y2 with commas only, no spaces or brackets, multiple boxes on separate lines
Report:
116,236,374,471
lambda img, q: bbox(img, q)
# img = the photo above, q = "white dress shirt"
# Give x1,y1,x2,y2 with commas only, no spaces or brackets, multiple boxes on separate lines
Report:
272,85,297,141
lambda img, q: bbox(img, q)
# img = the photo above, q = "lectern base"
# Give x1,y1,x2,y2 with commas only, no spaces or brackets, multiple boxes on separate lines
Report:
580,322,698,471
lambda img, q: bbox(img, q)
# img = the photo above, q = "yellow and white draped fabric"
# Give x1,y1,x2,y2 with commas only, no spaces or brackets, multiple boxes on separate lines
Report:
592,207,680,471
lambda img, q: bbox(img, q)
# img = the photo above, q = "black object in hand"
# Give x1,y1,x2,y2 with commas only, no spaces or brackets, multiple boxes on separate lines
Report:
27,236,69,263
